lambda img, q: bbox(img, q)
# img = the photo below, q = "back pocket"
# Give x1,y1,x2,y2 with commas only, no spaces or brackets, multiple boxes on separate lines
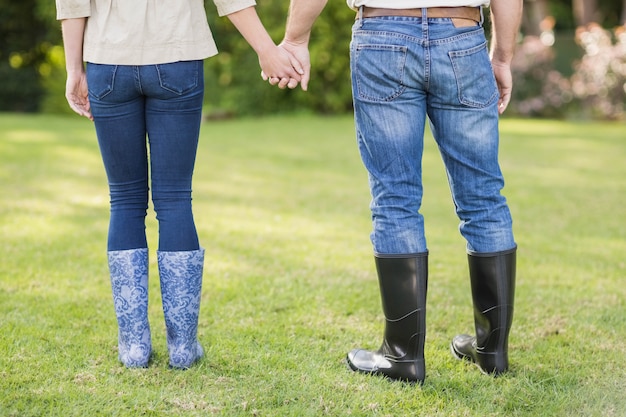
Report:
352,43,407,102
449,41,498,108
86,63,117,100
156,61,200,95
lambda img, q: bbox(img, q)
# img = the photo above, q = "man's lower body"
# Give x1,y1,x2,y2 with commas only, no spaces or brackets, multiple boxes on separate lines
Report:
346,10,517,383
88,61,206,368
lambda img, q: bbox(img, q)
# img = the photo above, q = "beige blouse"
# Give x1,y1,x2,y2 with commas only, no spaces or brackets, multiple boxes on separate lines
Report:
56,0,256,65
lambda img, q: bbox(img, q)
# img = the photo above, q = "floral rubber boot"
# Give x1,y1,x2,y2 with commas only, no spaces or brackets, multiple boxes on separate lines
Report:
108,248,152,368
157,249,205,369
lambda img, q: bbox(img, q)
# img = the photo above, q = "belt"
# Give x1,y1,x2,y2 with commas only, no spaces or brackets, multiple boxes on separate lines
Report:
361,6,481,23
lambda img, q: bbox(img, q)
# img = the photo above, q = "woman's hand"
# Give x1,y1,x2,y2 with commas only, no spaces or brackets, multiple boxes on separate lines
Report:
65,70,92,120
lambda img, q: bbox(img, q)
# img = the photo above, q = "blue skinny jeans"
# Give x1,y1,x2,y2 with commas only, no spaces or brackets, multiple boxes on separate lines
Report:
87,61,203,252
350,14,516,255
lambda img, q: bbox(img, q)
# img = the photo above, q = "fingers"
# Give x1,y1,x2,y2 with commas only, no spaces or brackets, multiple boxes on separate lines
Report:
260,73,296,89
263,76,304,90
498,95,510,115
66,94,93,120
72,105,93,120
288,54,305,78
261,71,301,90
286,52,309,91
299,70,310,92
496,84,512,115
270,76,299,89
287,78,299,89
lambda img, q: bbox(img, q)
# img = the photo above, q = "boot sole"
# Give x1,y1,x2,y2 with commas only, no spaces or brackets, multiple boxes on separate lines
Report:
345,356,424,384
449,343,490,376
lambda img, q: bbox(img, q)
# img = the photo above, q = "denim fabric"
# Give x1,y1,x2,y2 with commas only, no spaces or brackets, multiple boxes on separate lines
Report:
87,61,204,252
350,16,516,255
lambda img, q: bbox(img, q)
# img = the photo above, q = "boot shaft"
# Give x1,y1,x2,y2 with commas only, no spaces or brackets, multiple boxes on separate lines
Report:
157,248,205,369
107,248,151,368
347,254,428,383
468,248,516,353
375,254,428,361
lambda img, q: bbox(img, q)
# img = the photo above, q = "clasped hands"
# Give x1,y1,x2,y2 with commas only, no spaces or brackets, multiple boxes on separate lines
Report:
260,41,311,91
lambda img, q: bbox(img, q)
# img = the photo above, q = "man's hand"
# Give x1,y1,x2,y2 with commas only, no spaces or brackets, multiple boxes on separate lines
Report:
276,40,311,91
492,60,513,114
489,0,523,114
258,45,304,90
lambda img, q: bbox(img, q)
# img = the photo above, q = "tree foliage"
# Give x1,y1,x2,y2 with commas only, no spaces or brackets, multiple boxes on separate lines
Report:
546,0,624,29
0,0,59,111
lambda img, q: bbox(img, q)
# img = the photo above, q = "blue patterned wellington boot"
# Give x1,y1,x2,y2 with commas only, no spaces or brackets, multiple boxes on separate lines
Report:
157,249,205,369
108,248,152,368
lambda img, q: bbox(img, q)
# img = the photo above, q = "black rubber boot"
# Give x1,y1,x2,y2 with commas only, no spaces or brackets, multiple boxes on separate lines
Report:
451,248,516,375
347,254,428,383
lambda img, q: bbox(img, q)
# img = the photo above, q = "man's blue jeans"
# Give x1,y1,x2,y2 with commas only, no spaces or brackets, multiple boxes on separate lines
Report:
350,15,516,255
87,61,204,252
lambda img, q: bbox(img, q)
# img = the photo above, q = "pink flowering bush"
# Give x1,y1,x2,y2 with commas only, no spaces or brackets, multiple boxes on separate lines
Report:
509,24,626,120
510,35,572,118
570,23,626,120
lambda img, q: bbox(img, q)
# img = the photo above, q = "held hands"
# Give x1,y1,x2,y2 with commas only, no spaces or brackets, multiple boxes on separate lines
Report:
65,70,93,120
260,41,311,91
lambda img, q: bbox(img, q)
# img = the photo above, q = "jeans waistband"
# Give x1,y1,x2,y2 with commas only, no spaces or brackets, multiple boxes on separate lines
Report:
359,6,481,23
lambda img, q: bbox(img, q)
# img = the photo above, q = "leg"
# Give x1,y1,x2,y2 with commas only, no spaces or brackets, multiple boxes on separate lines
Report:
432,106,517,373
140,61,206,368
87,64,149,252
88,64,152,367
426,26,515,254
424,23,517,374
350,20,429,256
347,18,429,383
142,61,205,252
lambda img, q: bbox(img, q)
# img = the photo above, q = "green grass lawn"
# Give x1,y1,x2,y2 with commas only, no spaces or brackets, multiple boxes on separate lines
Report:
1,113,625,416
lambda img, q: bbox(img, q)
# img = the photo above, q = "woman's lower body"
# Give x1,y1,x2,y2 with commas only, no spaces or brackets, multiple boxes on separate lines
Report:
346,15,517,382
88,60,205,368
